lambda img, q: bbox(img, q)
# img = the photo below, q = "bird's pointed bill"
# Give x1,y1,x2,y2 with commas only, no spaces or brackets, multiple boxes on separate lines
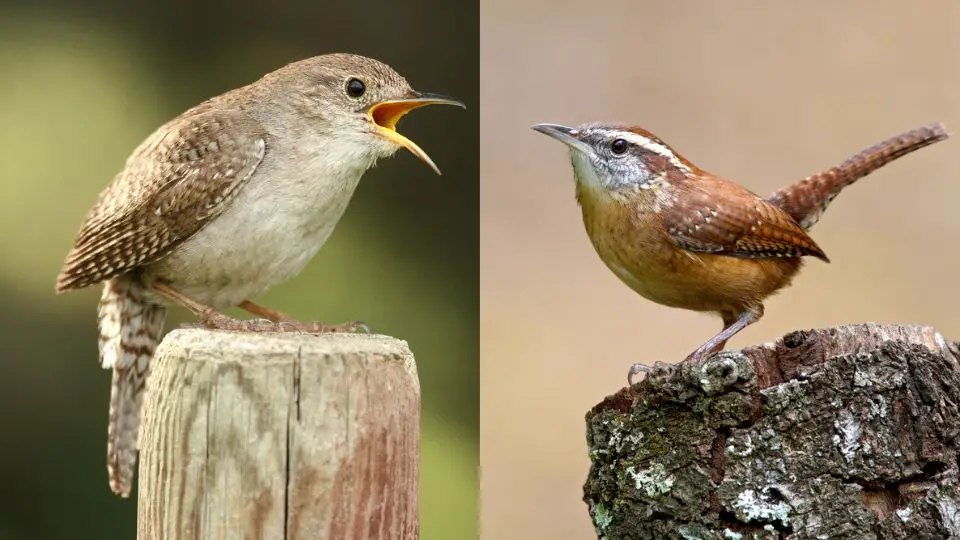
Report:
368,92,465,175
531,123,594,155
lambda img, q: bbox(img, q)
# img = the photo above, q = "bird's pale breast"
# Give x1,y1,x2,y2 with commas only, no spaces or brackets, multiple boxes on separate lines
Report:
145,138,372,309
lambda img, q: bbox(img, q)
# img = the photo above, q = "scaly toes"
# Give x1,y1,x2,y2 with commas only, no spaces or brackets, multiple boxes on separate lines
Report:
275,319,370,334
311,320,370,334
627,361,675,385
189,312,372,335
202,315,283,333
199,311,254,331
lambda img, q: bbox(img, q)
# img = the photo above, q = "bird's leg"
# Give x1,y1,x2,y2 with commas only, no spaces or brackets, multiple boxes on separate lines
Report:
238,300,369,333
152,282,278,332
236,300,290,322
626,307,763,385
151,283,367,334
704,310,742,355
685,306,763,364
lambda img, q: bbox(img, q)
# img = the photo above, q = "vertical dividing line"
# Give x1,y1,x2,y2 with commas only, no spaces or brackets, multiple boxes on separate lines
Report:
283,346,302,539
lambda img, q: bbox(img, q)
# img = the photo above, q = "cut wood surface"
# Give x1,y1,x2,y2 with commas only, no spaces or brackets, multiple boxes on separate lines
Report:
136,329,420,540
584,323,960,539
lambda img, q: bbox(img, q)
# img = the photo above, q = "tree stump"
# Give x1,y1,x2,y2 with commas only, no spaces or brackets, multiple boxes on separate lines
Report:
583,324,960,539
136,329,420,540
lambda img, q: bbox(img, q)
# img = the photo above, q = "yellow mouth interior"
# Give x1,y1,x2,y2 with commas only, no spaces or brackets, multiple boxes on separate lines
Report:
368,100,442,175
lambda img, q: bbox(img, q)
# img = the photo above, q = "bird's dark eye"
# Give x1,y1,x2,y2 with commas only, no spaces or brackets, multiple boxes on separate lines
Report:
611,138,628,155
346,78,366,97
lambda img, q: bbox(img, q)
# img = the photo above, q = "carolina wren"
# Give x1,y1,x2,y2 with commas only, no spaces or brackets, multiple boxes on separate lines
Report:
532,121,948,384
56,53,464,497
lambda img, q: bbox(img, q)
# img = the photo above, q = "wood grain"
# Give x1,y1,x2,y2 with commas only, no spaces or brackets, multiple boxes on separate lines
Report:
136,329,420,540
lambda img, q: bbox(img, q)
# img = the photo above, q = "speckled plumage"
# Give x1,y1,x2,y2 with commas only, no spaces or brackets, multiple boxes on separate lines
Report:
57,110,266,292
662,178,827,261
534,121,948,381
56,53,459,497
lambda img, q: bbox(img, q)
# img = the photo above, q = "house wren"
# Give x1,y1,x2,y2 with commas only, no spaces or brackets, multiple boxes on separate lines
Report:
533,122,947,384
56,53,464,497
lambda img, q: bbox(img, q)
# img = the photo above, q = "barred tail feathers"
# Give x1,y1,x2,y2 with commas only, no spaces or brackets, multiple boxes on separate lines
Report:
97,277,165,497
769,123,948,231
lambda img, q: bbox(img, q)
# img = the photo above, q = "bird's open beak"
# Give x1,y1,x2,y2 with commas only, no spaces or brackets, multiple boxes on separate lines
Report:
368,91,465,175
531,123,594,155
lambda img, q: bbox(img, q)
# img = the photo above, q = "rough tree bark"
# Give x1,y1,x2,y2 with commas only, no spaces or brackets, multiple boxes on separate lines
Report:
584,324,960,539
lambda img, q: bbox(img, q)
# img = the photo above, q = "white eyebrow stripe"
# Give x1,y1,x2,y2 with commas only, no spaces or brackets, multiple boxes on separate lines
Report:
596,129,691,172
615,132,673,157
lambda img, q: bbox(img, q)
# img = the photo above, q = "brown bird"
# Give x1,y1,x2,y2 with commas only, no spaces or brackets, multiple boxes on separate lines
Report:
532,121,948,384
56,53,464,497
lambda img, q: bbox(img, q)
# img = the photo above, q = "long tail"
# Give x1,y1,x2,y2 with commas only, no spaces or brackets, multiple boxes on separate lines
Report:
768,122,949,231
98,276,165,498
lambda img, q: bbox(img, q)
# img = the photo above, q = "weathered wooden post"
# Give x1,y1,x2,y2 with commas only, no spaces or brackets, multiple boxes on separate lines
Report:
136,329,420,540
584,324,960,539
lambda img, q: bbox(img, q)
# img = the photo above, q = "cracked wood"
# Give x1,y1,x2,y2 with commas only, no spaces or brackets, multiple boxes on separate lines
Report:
136,329,420,540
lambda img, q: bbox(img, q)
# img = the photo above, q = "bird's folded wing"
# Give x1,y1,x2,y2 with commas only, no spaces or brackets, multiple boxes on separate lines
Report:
56,109,266,291
662,181,829,262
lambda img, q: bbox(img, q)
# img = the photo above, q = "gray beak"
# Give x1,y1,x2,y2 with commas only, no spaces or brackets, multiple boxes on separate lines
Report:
531,123,594,155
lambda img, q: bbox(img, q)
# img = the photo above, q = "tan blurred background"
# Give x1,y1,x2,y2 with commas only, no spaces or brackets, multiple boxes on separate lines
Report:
0,1,478,539
481,2,960,538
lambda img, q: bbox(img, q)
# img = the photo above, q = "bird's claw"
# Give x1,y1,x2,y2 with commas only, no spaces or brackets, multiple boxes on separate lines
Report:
627,363,650,386
350,321,372,334
278,319,370,334
627,360,675,385
275,320,302,333
310,320,370,334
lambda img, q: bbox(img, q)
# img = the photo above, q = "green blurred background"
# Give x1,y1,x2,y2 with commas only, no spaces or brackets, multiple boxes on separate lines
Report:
0,1,477,539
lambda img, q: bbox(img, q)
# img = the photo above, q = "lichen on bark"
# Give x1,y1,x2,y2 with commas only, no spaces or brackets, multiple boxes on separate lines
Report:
583,324,960,539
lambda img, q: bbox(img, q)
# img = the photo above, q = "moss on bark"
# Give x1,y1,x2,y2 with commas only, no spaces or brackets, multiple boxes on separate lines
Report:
584,324,960,539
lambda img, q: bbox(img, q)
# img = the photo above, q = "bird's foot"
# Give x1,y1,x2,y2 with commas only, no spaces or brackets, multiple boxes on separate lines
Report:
187,310,370,334
234,300,370,333
682,350,710,365
627,349,715,385
627,361,676,385
180,311,275,332
272,319,371,334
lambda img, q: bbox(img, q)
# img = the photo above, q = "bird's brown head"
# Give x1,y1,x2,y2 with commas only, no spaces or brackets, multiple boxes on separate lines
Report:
256,53,465,174
532,122,697,194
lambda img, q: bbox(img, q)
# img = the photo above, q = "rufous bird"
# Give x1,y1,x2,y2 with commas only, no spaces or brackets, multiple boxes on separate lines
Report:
533,121,948,384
